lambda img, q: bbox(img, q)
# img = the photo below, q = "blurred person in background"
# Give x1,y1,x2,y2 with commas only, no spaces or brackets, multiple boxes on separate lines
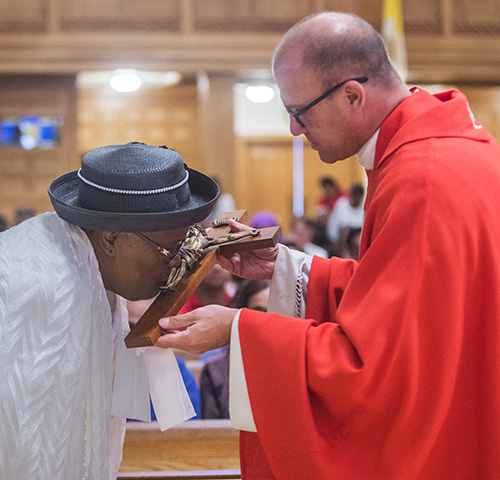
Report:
288,216,329,258
314,176,345,227
199,279,271,419
326,183,365,254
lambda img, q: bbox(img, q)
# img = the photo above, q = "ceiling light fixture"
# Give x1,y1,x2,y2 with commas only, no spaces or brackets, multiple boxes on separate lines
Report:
109,70,143,93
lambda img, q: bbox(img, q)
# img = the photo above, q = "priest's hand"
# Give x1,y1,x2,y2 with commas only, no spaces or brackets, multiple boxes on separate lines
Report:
217,219,279,280
154,304,238,354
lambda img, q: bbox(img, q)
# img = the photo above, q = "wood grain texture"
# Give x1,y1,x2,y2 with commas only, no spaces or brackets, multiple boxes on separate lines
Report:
119,420,240,473
1,0,500,84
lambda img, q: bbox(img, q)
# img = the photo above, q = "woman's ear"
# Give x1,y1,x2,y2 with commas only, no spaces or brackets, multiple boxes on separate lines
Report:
99,231,120,257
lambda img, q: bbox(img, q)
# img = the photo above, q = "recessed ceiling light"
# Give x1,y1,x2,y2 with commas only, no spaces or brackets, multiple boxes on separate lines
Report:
109,70,142,93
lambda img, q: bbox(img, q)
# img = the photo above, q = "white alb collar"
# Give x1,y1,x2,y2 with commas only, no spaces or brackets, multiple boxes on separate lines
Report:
357,129,380,170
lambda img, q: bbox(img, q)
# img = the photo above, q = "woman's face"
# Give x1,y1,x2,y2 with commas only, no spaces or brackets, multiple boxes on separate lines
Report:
101,227,189,301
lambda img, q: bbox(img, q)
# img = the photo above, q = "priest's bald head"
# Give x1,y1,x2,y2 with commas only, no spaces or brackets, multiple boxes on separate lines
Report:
48,142,219,300
272,12,410,164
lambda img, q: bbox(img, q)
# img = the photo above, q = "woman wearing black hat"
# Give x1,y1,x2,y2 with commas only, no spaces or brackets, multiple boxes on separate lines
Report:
0,143,219,479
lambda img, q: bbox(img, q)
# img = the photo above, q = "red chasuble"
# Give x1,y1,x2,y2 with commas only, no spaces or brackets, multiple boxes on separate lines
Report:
238,89,500,479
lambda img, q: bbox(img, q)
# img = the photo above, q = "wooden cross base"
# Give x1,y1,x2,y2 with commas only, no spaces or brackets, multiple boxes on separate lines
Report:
125,210,281,348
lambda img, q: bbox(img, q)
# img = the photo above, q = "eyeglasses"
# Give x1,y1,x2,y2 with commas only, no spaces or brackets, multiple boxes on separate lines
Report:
286,77,368,128
134,233,183,265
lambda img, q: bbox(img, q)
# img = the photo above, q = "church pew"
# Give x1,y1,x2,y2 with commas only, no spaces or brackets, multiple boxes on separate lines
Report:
120,420,240,473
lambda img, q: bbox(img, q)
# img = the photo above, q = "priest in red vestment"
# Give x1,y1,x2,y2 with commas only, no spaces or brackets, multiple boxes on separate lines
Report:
156,12,500,480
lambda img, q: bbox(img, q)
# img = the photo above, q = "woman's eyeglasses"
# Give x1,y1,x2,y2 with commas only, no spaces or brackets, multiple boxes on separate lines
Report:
134,232,184,266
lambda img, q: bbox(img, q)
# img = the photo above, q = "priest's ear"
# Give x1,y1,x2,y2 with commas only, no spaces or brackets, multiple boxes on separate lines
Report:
343,80,366,108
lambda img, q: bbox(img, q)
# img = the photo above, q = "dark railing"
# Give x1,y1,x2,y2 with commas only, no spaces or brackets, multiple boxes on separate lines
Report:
117,470,241,480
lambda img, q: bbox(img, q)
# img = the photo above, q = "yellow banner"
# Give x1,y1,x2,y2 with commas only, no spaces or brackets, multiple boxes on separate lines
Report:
382,0,408,82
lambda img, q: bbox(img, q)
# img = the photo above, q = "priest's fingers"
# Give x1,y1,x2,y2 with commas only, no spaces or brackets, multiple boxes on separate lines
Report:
217,249,277,280
227,218,253,232
217,219,279,279
154,305,237,354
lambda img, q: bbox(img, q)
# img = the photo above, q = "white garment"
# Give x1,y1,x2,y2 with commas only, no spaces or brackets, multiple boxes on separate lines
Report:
0,213,117,479
303,242,329,258
0,213,194,480
357,129,379,171
326,196,365,243
229,244,312,432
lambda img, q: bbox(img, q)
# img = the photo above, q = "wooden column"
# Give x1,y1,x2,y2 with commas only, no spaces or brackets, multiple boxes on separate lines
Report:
197,72,237,196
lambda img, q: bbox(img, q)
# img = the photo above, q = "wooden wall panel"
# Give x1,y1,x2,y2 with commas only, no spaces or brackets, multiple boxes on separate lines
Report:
0,0,500,84
193,0,315,31
403,0,442,34
0,0,47,32
458,86,500,141
321,0,382,28
453,0,500,35
0,75,77,226
197,73,236,202
322,0,442,34
78,82,201,170
235,137,294,231
60,0,180,31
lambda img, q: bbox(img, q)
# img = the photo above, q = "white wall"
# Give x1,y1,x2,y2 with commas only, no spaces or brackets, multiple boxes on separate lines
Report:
233,83,291,136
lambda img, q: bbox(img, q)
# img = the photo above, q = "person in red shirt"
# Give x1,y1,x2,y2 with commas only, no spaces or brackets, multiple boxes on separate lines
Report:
315,176,344,226
178,263,234,315
155,12,500,480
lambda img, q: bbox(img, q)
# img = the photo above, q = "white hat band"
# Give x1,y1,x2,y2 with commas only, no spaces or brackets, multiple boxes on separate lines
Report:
77,169,189,195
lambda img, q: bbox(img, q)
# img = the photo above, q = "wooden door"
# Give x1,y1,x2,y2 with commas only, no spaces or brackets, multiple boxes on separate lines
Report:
235,136,365,234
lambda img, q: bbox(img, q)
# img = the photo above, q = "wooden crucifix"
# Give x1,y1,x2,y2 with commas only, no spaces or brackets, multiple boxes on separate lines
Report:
125,210,281,348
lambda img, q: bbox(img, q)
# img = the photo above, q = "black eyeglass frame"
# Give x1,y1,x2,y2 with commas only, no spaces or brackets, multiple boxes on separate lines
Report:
134,232,183,265
286,76,368,128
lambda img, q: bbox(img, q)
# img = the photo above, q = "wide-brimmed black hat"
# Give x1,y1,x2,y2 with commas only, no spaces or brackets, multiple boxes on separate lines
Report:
48,142,219,232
